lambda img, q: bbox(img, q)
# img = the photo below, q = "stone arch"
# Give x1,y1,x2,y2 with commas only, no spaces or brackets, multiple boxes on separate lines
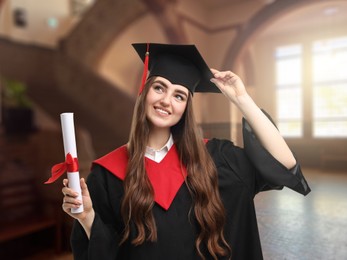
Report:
224,0,327,70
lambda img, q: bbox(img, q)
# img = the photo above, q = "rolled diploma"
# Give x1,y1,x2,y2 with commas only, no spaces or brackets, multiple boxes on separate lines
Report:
61,113,84,213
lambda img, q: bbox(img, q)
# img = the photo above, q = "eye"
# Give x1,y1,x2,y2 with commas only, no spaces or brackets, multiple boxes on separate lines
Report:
152,83,164,93
175,94,185,101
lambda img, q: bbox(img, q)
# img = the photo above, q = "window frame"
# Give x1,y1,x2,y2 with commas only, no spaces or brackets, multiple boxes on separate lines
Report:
273,35,347,139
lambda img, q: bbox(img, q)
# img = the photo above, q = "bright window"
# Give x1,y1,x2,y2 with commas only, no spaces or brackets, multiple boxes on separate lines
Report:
312,37,347,137
275,36,347,138
275,45,303,137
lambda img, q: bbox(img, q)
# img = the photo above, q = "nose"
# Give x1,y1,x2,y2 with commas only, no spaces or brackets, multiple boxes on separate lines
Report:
160,93,170,106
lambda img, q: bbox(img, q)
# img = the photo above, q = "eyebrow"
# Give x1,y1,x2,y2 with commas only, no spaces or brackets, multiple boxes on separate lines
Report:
175,89,189,98
153,79,189,98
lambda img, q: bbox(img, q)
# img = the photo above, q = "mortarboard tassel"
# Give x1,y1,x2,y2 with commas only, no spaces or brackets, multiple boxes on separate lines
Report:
138,43,150,95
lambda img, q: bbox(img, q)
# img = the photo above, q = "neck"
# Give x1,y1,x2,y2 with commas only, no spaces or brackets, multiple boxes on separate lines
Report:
148,127,171,150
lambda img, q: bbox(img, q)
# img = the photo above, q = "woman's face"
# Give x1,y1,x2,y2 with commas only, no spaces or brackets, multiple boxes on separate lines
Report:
145,76,189,130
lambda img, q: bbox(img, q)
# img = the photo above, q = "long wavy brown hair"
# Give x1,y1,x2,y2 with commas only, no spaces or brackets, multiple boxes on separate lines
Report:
121,78,231,259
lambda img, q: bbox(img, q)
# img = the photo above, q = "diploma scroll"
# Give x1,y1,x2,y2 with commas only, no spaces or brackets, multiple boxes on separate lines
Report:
61,113,84,214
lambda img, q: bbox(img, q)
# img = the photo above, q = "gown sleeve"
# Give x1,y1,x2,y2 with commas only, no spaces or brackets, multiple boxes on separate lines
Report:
241,110,311,196
70,165,121,260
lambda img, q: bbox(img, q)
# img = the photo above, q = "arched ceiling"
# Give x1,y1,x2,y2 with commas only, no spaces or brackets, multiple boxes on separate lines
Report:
2,0,346,94
61,0,265,66
91,0,347,96
2,0,346,66
224,0,347,69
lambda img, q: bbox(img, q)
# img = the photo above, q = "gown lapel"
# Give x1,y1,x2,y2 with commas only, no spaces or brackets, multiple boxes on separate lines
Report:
93,144,187,210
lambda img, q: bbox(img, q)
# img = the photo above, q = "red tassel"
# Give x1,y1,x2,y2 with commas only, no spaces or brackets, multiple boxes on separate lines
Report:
138,43,150,95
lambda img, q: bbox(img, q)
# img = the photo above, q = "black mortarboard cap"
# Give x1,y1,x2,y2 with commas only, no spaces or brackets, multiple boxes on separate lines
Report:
132,43,221,94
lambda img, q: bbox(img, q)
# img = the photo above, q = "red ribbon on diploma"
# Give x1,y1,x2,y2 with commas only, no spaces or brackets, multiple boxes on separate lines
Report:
44,153,79,184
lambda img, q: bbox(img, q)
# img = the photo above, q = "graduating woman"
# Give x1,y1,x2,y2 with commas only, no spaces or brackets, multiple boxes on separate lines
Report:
61,43,311,260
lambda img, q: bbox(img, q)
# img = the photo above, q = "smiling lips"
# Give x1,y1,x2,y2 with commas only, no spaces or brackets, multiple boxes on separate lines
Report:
155,106,171,115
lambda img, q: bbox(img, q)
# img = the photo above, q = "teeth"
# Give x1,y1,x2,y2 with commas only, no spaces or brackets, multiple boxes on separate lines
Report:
156,108,169,115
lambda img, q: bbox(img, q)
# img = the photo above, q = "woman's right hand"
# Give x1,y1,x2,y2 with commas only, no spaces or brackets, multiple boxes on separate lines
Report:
62,178,95,238
62,178,94,222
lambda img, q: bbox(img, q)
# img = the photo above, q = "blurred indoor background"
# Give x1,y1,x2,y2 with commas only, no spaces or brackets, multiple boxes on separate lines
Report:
0,0,346,259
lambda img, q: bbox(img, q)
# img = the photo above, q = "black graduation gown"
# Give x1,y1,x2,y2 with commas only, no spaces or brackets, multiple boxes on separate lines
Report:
70,117,310,260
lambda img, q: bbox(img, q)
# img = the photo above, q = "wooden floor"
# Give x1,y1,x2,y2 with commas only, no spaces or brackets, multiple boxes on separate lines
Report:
13,167,347,259
255,168,347,260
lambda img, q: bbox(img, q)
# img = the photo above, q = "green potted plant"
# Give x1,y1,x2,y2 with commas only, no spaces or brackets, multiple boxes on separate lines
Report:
1,78,34,134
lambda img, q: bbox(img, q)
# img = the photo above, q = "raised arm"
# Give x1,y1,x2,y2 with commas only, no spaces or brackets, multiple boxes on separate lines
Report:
210,69,296,169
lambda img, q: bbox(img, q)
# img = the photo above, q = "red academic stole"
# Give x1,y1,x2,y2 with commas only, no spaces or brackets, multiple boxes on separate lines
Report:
93,144,187,210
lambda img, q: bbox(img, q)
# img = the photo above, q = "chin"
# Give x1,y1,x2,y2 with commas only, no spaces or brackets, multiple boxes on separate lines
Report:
150,120,175,130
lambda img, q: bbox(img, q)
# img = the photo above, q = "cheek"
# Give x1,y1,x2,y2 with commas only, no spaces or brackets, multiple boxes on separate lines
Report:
176,103,187,117
145,93,155,108
146,89,160,105
145,92,153,104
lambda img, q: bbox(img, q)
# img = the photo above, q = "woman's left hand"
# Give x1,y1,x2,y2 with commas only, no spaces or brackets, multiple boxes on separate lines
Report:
210,69,247,104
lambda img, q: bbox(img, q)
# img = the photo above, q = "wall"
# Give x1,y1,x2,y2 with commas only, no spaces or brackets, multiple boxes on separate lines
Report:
0,0,80,48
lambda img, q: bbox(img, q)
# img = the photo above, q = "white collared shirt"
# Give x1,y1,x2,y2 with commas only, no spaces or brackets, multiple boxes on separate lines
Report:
145,134,174,163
